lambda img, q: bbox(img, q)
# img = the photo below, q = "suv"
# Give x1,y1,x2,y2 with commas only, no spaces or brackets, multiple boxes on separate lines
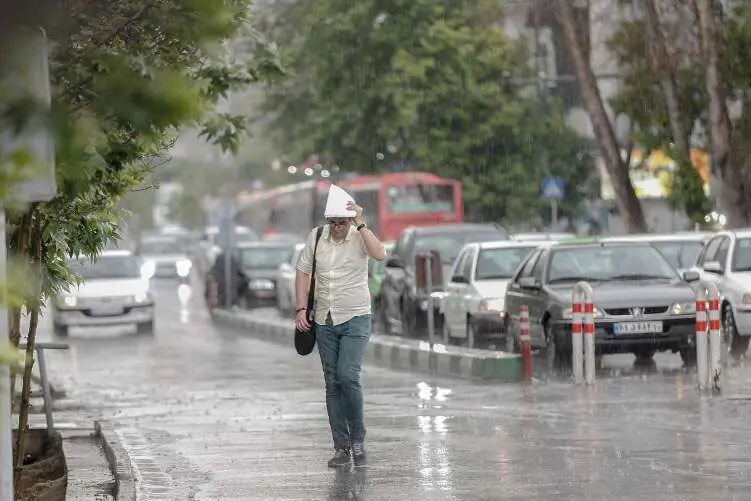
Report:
379,223,508,338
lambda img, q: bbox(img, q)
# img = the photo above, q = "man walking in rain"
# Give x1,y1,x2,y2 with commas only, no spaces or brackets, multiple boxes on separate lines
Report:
295,185,386,468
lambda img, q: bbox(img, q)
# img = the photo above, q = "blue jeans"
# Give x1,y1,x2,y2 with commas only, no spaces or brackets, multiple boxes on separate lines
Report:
316,314,371,448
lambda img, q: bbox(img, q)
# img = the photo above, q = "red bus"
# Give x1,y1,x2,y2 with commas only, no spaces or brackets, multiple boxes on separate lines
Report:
236,172,463,241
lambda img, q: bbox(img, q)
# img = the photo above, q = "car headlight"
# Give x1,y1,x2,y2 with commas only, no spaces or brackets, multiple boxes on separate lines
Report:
249,279,275,290
479,298,504,313
670,302,696,315
62,296,77,307
134,291,150,303
176,259,192,277
141,261,156,279
562,306,604,320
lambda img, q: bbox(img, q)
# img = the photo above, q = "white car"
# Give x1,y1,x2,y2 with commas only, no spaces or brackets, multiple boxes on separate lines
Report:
690,229,751,358
138,234,192,282
276,242,305,317
441,240,541,347
52,250,155,336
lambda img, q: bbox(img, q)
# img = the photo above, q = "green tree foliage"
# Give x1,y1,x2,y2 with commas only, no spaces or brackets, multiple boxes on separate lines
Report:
260,0,593,224
0,0,281,474
606,3,711,225
606,0,751,227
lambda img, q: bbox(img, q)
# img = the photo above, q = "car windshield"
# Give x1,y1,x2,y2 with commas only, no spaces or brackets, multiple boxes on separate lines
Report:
235,231,258,243
413,232,505,264
139,239,181,255
239,247,294,269
547,245,678,283
475,246,536,280
651,241,704,269
69,255,142,280
733,238,751,271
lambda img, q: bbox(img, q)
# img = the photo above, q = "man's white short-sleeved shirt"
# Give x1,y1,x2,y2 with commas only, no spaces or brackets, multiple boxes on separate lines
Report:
297,224,371,325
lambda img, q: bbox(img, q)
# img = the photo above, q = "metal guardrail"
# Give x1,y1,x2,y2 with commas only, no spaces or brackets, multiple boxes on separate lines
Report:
18,342,69,436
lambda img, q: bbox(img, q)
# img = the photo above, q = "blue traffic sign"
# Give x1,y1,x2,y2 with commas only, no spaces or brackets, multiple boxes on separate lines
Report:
541,176,565,201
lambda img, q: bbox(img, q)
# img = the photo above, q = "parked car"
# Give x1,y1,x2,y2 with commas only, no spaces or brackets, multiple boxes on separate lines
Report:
603,232,712,272
236,241,297,309
137,234,192,283
504,240,699,365
442,241,541,347
689,229,751,358
380,223,509,337
52,250,155,336
276,242,306,317
511,232,576,242
369,241,395,300
197,225,258,276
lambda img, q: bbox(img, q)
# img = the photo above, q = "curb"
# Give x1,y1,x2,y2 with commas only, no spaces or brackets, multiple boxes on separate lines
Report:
95,421,137,501
212,309,522,382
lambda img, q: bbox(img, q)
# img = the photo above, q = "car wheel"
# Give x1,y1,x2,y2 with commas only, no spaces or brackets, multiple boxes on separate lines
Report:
544,321,562,369
137,319,155,335
723,303,749,359
375,298,389,334
53,323,68,337
465,317,479,349
504,326,518,353
400,300,416,338
679,347,696,366
634,347,656,362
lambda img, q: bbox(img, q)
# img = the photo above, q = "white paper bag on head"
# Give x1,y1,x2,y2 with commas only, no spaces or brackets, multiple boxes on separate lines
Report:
324,184,357,218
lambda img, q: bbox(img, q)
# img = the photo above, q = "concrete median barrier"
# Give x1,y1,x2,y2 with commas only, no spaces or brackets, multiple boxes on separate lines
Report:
212,309,522,382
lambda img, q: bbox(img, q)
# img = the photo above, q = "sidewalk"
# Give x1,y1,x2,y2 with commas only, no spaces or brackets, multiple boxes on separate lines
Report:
63,429,115,501
18,401,134,500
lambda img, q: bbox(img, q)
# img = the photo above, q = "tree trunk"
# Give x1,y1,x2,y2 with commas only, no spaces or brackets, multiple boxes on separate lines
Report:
13,215,42,478
696,0,747,226
9,208,34,413
556,0,647,232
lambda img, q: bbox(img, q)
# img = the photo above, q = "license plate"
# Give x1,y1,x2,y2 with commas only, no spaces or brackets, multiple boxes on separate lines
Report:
90,306,124,316
613,321,663,335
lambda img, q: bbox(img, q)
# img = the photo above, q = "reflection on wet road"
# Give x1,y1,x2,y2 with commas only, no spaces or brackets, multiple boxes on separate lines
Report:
42,278,751,500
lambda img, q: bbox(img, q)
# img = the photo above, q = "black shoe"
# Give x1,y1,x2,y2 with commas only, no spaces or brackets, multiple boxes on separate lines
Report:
327,448,351,468
351,443,367,467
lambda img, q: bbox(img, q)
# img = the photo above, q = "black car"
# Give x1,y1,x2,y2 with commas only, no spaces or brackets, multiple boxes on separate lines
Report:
379,223,509,337
503,241,700,365
235,242,298,308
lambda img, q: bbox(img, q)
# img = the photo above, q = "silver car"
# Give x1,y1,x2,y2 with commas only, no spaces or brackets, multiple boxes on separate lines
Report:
276,242,305,317
603,232,711,273
690,229,751,358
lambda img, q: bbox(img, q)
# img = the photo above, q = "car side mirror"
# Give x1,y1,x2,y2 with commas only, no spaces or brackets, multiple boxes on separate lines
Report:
386,256,404,268
518,276,540,289
681,270,700,282
450,275,468,284
703,261,723,274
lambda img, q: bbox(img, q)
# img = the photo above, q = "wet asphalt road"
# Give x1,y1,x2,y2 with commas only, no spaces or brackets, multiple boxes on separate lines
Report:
37,278,751,500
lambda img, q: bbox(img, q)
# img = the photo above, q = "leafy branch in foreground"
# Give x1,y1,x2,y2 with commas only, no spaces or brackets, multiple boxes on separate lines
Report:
1,0,282,474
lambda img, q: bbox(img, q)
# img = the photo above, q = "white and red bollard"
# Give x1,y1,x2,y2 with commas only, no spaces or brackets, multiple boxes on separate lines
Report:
519,305,532,381
696,281,723,392
572,281,595,385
